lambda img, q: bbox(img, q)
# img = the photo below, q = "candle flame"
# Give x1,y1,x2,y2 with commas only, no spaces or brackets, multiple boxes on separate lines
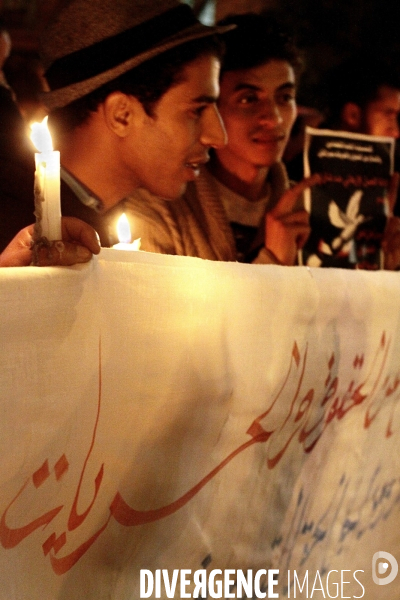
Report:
30,116,53,153
117,213,132,244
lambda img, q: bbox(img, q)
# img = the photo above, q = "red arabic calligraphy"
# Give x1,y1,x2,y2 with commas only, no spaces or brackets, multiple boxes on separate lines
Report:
1,332,399,574
0,338,107,575
319,172,389,190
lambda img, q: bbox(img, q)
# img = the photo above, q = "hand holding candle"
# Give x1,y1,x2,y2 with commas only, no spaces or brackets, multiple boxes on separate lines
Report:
30,116,61,242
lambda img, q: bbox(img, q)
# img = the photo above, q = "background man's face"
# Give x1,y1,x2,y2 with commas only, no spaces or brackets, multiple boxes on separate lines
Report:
364,84,400,138
215,59,297,181
122,54,226,200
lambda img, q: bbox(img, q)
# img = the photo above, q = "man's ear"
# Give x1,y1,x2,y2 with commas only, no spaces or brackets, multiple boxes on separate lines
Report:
341,102,362,131
103,92,140,137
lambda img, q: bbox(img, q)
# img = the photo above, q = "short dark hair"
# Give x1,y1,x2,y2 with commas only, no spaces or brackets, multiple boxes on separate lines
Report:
321,54,400,124
48,34,224,135
217,11,302,77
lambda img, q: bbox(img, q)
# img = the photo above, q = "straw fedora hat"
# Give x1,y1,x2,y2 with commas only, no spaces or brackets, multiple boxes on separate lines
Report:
40,0,234,111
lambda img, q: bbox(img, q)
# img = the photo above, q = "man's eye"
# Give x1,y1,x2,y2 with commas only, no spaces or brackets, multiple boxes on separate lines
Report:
238,94,258,105
191,105,207,117
277,92,296,104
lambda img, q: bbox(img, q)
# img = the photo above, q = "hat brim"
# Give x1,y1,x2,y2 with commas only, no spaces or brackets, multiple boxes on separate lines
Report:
41,23,234,111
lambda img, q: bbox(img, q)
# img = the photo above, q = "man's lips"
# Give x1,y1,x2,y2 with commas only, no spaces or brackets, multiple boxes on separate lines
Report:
252,134,285,144
184,156,209,171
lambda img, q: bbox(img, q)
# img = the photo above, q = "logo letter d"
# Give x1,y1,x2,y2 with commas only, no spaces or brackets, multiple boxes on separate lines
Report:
372,551,398,586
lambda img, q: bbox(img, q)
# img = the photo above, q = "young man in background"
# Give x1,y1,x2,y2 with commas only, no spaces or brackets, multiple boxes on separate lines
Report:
126,12,317,266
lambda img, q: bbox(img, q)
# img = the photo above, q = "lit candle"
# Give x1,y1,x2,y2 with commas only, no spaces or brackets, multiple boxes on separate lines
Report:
113,213,141,250
30,116,61,241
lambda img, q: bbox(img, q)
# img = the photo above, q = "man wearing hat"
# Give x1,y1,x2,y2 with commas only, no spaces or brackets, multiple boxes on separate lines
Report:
39,0,230,246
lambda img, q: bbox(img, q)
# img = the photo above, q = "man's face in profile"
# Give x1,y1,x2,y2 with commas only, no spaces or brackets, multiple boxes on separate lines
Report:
122,53,226,200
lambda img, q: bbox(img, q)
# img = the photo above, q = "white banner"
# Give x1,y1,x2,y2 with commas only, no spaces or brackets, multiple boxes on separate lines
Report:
1,250,400,599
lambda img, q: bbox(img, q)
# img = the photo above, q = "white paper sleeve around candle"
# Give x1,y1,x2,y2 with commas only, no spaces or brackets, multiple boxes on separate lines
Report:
113,213,141,250
30,116,61,241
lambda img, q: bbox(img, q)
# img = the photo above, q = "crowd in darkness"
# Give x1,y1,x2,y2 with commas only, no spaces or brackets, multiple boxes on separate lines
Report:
1,0,400,267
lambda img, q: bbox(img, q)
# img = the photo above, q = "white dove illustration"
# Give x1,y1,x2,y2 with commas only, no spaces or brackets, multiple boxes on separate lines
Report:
328,190,365,250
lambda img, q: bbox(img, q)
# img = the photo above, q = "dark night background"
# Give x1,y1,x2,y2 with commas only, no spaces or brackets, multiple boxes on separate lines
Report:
258,0,399,110
1,0,400,120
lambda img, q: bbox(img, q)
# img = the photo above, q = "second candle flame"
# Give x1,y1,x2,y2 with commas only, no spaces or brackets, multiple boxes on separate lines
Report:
117,213,132,244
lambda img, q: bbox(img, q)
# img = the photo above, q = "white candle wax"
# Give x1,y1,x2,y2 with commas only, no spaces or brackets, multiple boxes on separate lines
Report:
112,238,141,251
31,117,62,241
34,150,61,241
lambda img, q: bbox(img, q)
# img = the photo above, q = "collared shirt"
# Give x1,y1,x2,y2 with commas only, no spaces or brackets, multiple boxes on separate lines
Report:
61,166,103,213
60,166,125,246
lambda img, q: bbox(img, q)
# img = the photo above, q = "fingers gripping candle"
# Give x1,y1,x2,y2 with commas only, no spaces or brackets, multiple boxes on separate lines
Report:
30,116,61,243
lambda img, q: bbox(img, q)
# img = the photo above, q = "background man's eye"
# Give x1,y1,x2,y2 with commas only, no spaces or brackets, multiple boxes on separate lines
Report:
240,95,257,104
279,93,295,103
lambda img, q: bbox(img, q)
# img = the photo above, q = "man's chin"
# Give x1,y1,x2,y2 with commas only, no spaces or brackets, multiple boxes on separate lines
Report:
160,183,188,201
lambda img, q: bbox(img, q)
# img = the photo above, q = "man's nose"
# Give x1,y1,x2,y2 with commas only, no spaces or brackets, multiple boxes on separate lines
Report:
200,104,227,149
258,100,283,127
